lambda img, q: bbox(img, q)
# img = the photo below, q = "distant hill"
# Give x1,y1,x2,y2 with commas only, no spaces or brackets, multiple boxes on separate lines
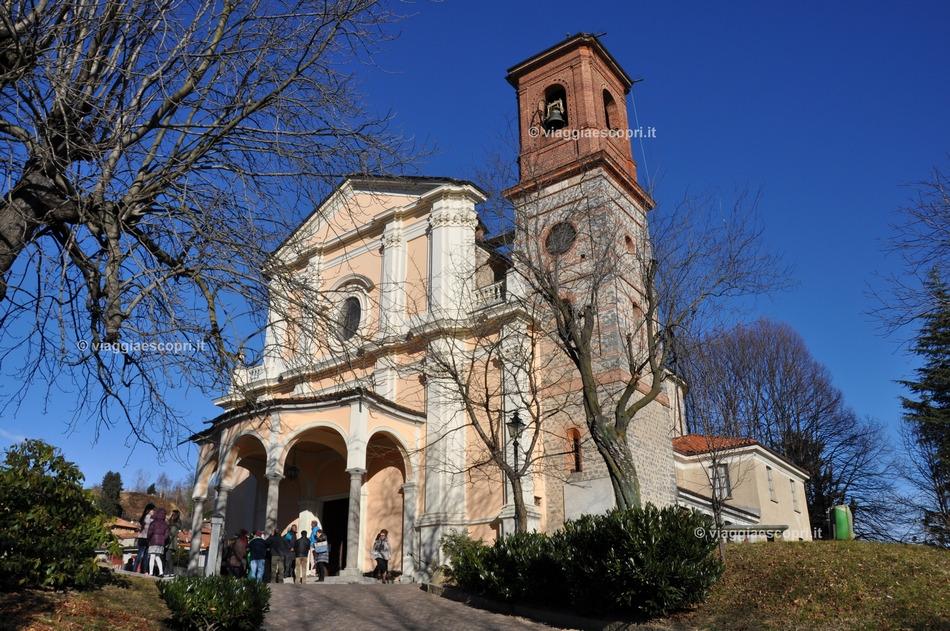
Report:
120,491,189,523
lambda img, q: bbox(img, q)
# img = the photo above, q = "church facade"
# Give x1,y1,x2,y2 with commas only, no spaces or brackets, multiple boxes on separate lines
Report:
186,34,807,581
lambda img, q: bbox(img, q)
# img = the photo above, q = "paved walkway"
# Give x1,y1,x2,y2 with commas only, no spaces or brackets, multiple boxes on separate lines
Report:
264,583,568,630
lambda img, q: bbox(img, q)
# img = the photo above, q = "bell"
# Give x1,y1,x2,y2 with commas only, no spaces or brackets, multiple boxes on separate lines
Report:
543,107,566,131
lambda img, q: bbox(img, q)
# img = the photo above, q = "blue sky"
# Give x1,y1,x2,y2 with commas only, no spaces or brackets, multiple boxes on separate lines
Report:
1,0,948,488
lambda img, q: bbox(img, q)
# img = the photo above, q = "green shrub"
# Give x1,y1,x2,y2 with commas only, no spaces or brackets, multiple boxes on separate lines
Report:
558,505,723,617
0,439,115,591
441,504,723,619
158,576,270,631
442,530,489,589
478,531,565,605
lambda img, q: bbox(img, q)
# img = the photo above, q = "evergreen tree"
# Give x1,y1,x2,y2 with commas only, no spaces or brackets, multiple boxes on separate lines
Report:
146,482,157,495
900,269,950,546
0,440,114,589
98,471,123,517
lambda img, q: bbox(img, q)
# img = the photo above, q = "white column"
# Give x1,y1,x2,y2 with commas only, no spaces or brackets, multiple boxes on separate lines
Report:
205,485,231,576
341,467,365,577
187,496,206,576
379,220,407,336
429,194,478,320
264,473,282,533
401,482,418,581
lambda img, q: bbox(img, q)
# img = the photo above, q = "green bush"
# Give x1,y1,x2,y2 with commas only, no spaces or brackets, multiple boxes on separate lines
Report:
558,505,724,617
158,576,270,631
0,439,115,591
477,531,565,605
441,504,723,619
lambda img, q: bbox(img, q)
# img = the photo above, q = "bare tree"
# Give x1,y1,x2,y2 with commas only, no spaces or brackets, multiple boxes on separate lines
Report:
683,320,899,540
506,170,784,510
0,1,408,452
683,371,756,557
874,165,949,331
419,282,579,533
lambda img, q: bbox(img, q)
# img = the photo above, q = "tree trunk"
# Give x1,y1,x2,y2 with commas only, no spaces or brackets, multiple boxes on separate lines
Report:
0,168,72,302
510,472,528,534
589,419,642,510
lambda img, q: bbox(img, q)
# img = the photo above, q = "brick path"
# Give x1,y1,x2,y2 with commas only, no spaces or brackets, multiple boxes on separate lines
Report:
264,583,567,630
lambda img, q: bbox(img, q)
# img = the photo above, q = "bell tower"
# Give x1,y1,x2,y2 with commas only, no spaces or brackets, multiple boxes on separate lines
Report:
504,33,651,206
504,34,677,515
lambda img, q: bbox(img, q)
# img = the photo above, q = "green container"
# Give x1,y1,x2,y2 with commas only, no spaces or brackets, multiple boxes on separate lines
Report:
831,505,854,540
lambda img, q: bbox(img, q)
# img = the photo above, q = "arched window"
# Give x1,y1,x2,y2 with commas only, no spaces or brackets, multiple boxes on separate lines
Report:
603,90,618,130
543,84,568,131
568,428,583,472
339,296,361,341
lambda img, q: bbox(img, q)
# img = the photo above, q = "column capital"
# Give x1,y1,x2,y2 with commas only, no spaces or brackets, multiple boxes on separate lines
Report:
192,495,206,503
346,467,366,476
266,472,284,482
400,481,418,492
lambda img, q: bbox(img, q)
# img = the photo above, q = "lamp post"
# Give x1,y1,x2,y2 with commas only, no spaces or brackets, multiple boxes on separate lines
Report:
506,409,526,534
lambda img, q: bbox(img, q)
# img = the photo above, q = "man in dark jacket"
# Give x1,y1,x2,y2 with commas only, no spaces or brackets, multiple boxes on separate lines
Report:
248,531,268,582
293,530,311,584
267,529,290,583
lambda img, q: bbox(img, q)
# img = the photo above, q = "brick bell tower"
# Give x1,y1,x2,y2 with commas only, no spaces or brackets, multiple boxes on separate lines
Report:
504,34,677,514
503,33,652,206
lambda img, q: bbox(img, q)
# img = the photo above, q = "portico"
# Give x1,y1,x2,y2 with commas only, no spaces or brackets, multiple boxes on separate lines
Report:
188,390,420,578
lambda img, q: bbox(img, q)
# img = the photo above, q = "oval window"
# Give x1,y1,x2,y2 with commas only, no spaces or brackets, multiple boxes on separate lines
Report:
339,296,361,340
545,221,577,255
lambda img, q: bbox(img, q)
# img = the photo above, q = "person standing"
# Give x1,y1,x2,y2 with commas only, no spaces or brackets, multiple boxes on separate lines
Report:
164,509,182,576
147,508,169,577
267,529,289,583
313,531,330,582
308,521,321,577
293,530,311,584
248,531,268,582
284,524,298,580
232,529,249,577
133,503,155,573
372,529,391,583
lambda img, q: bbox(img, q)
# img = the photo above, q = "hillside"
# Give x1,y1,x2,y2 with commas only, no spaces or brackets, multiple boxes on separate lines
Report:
119,491,188,522
666,540,950,630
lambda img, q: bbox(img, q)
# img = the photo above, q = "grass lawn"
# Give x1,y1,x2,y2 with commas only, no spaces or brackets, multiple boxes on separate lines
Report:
0,574,169,631
666,540,950,630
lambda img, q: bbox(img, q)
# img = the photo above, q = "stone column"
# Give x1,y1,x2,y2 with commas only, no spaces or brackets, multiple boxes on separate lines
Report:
341,467,365,576
205,485,231,576
401,482,418,581
264,473,282,533
187,496,206,576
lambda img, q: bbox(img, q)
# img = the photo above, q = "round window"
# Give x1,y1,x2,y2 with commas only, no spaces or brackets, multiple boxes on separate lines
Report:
545,221,577,255
339,296,361,340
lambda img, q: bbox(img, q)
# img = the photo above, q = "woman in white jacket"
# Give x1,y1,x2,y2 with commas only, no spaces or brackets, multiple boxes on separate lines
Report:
372,529,391,583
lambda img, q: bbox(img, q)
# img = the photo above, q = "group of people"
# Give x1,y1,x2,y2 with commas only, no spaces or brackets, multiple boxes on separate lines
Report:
222,520,331,583
220,520,394,584
129,503,183,577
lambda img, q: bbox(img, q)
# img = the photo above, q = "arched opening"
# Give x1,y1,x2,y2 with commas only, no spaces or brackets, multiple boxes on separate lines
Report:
603,90,618,130
364,431,409,575
567,428,583,473
279,426,349,575
543,84,568,131
222,434,268,536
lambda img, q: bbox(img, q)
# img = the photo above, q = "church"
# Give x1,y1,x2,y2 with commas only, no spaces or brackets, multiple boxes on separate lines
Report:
186,34,810,581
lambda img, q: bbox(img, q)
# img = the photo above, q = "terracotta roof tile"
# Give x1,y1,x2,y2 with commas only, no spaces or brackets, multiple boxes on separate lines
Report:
672,434,757,456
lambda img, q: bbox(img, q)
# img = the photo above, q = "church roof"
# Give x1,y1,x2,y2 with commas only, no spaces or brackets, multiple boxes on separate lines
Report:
672,434,757,456
506,32,634,91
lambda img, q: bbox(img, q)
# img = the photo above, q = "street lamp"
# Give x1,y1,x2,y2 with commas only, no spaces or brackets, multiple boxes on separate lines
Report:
506,409,526,534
